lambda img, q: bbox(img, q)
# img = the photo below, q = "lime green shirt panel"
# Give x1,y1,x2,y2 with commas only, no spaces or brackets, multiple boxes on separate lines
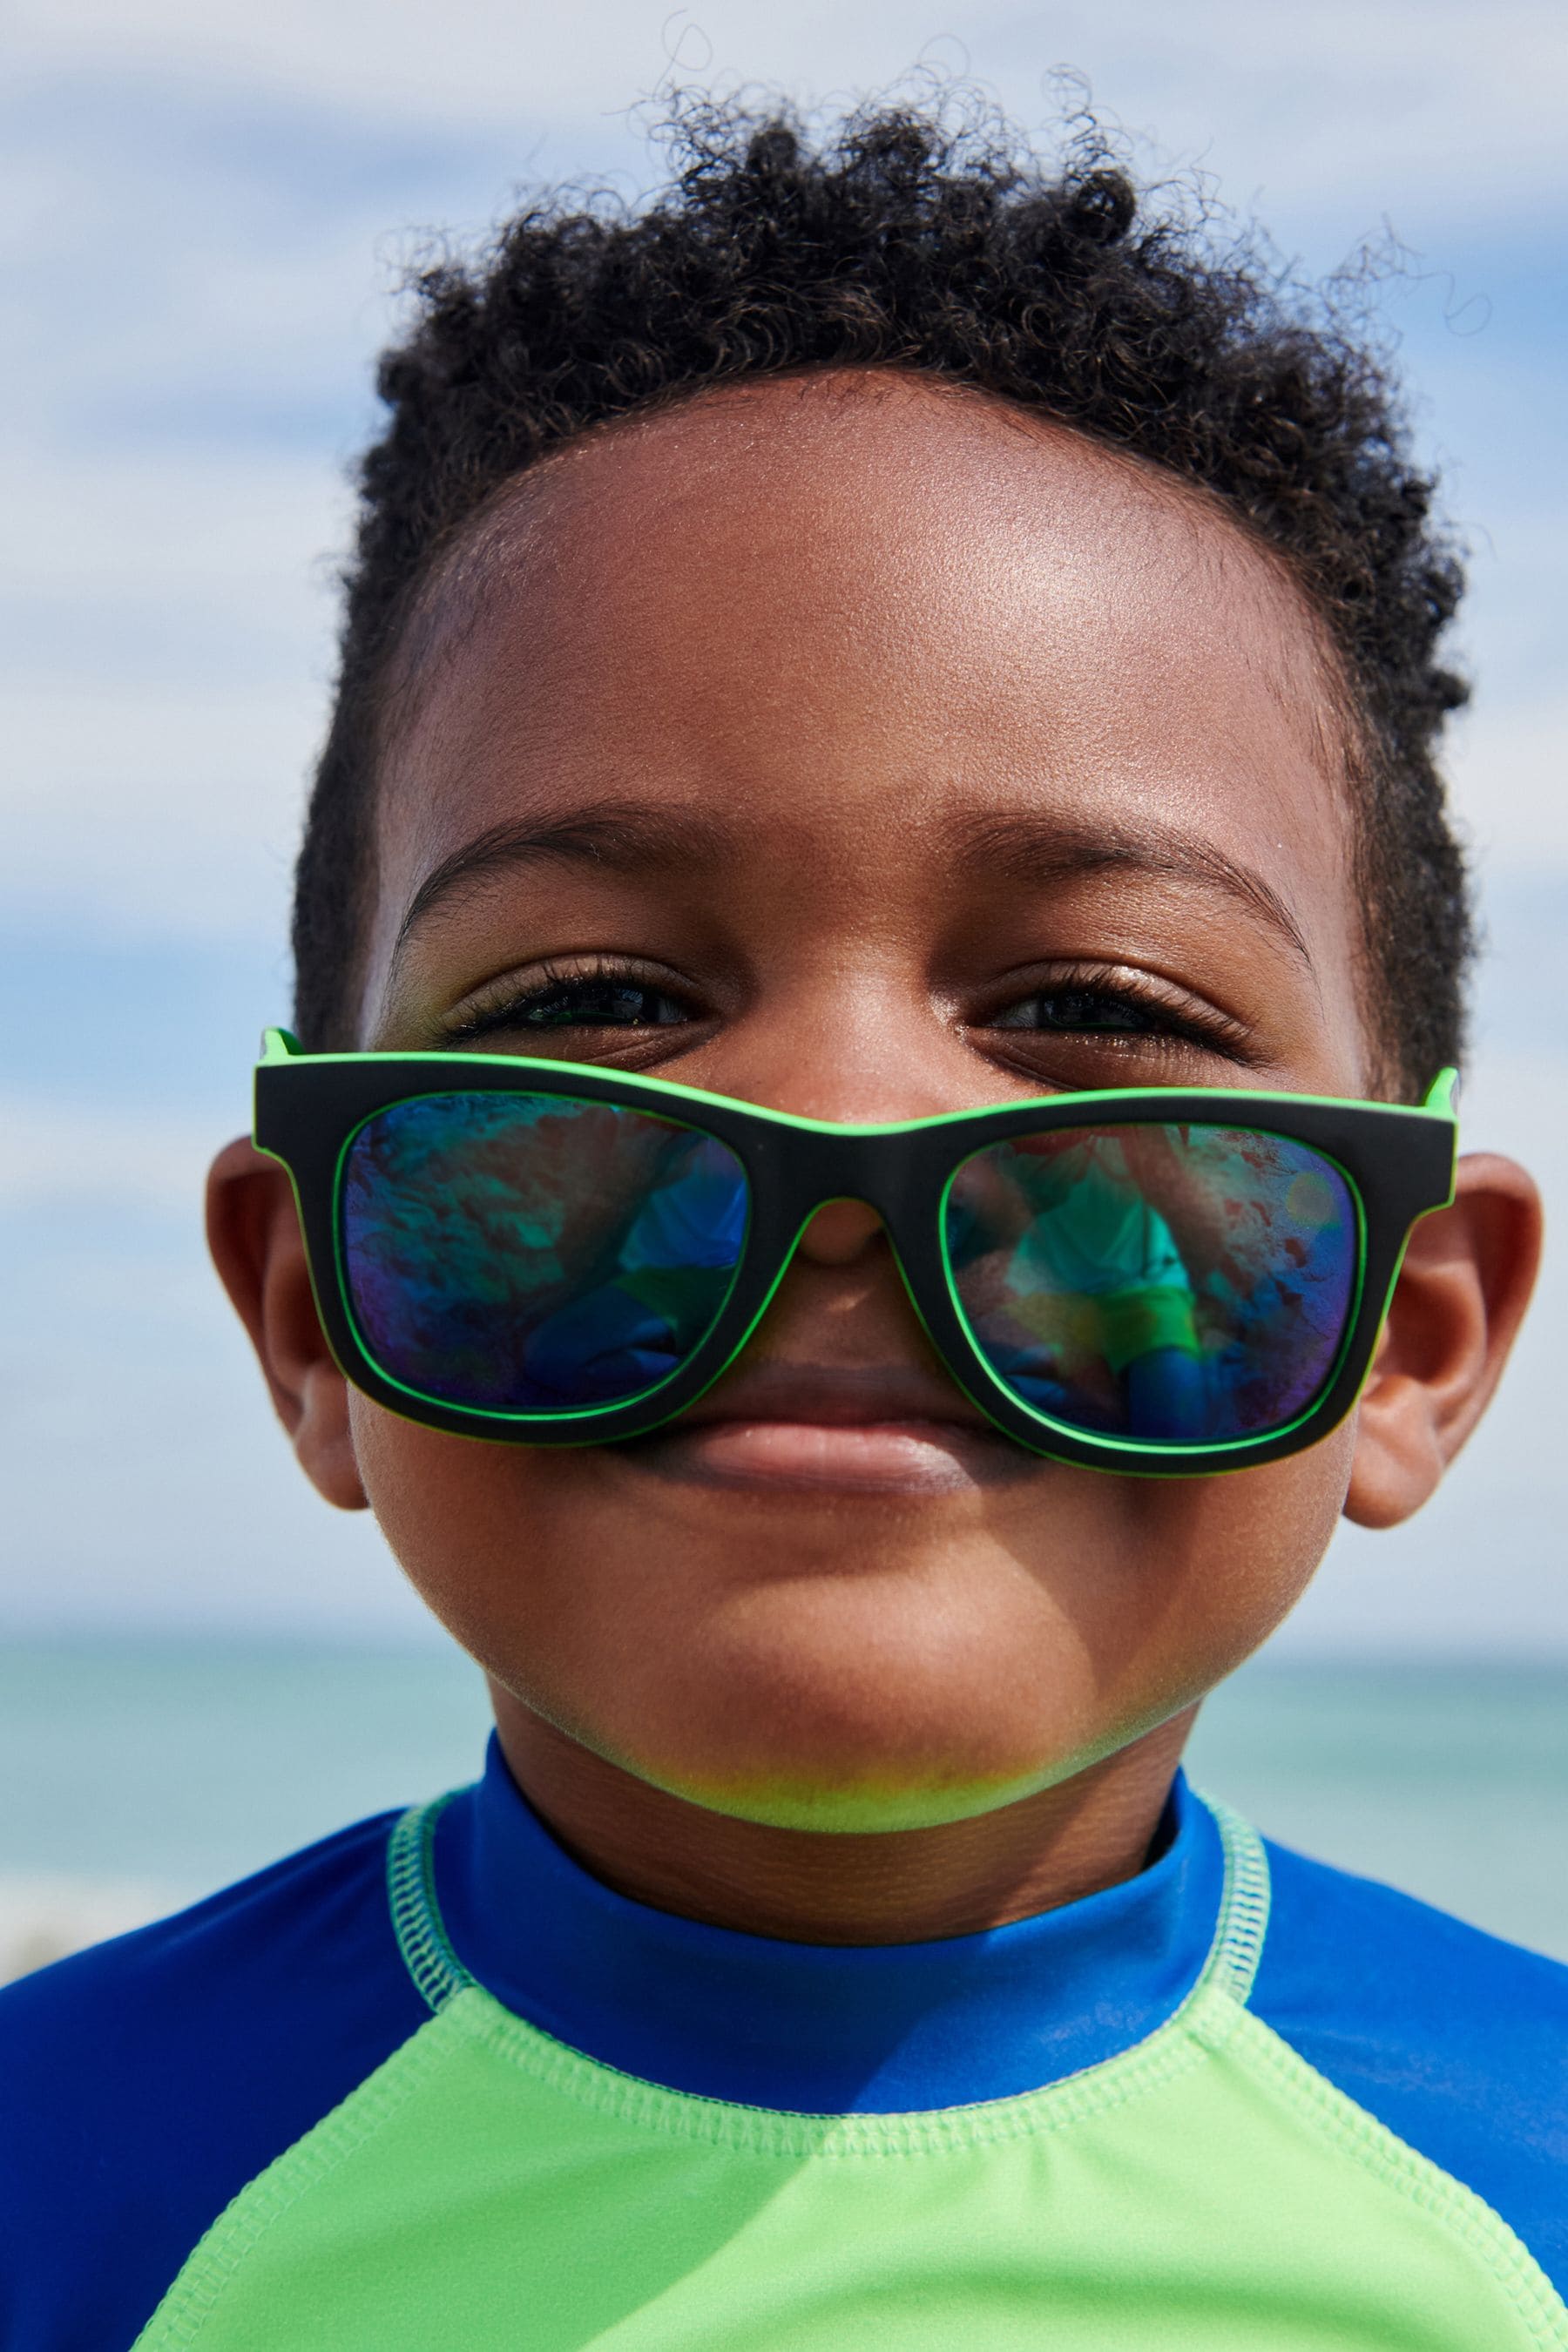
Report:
132,1969,1567,2352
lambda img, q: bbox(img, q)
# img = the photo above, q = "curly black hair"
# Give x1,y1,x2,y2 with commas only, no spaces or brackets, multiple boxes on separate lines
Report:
294,96,1472,1094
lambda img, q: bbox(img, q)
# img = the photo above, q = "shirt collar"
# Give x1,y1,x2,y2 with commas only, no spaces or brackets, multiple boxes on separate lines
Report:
434,1733,1222,2113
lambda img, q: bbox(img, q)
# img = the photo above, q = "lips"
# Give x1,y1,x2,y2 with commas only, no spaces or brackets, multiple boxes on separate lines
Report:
623,1362,1023,1494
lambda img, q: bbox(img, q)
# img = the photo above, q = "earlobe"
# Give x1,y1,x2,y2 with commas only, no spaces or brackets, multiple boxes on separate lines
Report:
1343,1151,1543,1531
206,1137,369,1511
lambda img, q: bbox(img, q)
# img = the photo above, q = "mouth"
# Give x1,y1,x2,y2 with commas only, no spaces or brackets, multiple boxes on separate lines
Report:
620,1363,1031,1496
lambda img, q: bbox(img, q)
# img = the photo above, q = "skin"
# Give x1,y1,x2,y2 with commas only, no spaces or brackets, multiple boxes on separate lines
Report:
210,370,1541,1943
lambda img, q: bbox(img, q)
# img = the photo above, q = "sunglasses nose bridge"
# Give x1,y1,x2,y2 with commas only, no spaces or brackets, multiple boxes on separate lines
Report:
793,1128,921,1233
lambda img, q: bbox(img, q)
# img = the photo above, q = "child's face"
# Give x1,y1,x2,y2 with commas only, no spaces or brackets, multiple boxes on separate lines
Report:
216,373,1531,1835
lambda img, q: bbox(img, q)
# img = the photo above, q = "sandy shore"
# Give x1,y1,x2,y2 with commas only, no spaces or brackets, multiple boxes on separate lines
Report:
0,1876,185,1985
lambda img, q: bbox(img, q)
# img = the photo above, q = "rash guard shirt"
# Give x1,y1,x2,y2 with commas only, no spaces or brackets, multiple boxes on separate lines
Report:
1,1739,1565,2350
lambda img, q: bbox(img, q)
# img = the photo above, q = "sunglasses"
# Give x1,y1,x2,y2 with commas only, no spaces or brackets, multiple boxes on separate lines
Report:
253,1029,1457,1477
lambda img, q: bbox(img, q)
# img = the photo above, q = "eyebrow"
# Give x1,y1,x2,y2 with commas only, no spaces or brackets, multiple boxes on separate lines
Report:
392,802,734,959
945,813,1316,971
393,796,1316,977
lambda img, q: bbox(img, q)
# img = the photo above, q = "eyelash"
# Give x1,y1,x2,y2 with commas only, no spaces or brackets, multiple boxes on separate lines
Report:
980,964,1244,1054
443,958,697,1044
444,957,1242,1055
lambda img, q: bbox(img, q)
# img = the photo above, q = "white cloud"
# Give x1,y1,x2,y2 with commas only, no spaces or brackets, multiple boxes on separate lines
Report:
0,443,339,937
2,441,347,612
12,0,1568,236
3,0,1563,951
1,680,320,943
0,1096,221,1213
1449,698,1568,869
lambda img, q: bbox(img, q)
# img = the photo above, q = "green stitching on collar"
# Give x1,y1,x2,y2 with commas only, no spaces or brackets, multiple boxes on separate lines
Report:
387,1794,473,2012
383,1783,1271,2119
1193,1791,1272,2005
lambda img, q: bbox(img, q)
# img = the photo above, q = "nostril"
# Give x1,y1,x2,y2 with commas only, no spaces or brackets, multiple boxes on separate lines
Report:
794,1198,887,1267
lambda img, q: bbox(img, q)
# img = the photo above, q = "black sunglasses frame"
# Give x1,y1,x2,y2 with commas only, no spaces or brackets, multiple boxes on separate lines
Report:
254,1033,1457,1477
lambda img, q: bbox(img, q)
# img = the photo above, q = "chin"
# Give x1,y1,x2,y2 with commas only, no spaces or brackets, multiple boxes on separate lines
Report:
619,1748,1074,1835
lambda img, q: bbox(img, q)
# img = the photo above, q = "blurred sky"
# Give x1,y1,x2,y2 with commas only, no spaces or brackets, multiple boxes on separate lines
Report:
3,0,1565,1649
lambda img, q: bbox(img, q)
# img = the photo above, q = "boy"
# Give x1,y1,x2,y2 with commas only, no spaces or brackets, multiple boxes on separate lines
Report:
3,99,1561,2349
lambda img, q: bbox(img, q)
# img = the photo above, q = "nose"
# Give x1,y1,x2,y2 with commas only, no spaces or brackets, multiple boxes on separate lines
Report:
794,1198,886,1267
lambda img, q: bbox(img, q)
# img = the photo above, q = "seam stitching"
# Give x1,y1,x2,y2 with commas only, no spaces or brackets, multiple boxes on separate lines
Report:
387,1794,472,2011
450,1976,1224,2155
131,2000,469,2350
383,1788,1266,2157
1193,1789,1271,2004
1232,2011,1568,2350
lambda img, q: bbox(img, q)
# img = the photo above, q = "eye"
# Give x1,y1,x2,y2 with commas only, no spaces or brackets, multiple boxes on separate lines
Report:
513,977,690,1031
978,967,1252,1063
445,963,697,1044
991,985,1164,1037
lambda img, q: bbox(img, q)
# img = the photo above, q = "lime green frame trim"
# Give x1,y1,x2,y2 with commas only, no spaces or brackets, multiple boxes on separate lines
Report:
932,1136,1373,1467
328,1086,760,1431
253,1030,1458,1477
261,1026,1458,1143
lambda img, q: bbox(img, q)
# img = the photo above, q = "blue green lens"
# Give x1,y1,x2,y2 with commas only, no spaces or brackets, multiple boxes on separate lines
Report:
943,1123,1358,1445
340,1092,748,1415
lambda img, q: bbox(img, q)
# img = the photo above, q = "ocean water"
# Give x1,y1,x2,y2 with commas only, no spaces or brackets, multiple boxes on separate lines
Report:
2,1639,1565,1978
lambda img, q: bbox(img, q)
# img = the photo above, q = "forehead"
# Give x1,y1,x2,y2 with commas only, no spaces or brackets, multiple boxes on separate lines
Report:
368,371,1357,1026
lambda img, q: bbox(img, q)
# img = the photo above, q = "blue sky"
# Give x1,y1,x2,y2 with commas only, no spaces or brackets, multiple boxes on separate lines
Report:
3,0,1565,1647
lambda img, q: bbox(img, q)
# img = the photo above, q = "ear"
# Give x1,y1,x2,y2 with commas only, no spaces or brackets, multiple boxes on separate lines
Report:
1343,1151,1543,1530
206,1137,369,1511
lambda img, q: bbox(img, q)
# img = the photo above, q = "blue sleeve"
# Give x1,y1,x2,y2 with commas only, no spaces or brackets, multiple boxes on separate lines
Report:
0,1813,429,2352
1252,1838,1568,2296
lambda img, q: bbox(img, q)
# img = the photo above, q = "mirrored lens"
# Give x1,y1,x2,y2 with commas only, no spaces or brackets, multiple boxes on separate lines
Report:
340,1092,748,1414
943,1123,1357,1445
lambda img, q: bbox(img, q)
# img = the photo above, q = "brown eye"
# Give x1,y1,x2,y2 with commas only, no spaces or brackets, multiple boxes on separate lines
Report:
993,989,1158,1037
448,971,697,1044
516,979,690,1031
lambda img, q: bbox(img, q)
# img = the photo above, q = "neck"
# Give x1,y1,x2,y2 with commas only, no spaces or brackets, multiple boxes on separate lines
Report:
487,1685,1197,1943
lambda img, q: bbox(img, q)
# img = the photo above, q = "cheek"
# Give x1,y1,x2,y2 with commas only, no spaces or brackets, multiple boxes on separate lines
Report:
347,1397,605,1677
977,1427,1355,1753
1148,1424,1355,1673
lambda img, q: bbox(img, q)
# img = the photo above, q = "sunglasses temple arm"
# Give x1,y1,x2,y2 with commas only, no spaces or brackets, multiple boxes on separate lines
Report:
1422,1067,1459,1119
